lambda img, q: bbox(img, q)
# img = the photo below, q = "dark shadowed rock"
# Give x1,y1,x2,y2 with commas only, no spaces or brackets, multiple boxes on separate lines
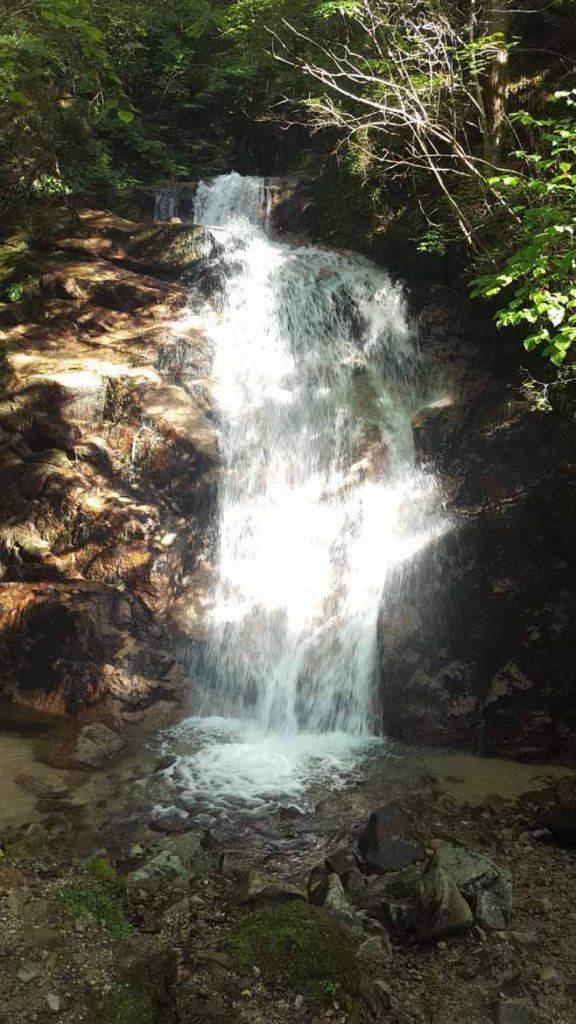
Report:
358,804,425,874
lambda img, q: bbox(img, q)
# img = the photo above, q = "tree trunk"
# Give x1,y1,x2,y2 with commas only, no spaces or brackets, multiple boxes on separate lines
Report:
482,0,509,165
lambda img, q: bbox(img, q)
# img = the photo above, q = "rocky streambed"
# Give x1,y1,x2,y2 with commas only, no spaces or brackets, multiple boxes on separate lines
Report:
1,707,576,1024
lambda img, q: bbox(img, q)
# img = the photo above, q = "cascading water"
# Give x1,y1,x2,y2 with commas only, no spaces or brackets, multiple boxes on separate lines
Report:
154,187,194,221
159,172,447,815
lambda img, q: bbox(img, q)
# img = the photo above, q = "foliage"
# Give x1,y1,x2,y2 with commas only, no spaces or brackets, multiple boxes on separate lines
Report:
472,92,576,365
58,858,131,938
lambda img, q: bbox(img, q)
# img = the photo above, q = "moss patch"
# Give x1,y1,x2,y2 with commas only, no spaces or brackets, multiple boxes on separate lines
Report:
227,901,360,1011
94,983,153,1024
59,858,131,938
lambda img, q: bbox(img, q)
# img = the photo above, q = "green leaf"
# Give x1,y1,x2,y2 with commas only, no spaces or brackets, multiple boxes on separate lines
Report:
117,109,134,124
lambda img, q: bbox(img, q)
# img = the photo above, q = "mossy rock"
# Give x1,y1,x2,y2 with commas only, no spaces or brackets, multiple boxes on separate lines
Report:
58,857,131,938
94,984,153,1024
227,901,361,1013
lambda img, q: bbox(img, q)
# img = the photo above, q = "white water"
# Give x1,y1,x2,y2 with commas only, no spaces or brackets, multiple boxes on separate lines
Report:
164,172,447,814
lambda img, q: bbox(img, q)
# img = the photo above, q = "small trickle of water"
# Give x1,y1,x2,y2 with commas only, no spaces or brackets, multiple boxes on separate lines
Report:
154,188,193,221
190,172,447,742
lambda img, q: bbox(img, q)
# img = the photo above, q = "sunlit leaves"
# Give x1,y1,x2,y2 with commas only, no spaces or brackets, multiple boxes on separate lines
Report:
472,94,576,365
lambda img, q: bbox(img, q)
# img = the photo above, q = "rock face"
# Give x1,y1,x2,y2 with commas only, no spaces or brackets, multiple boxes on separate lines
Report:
380,287,576,762
0,204,219,725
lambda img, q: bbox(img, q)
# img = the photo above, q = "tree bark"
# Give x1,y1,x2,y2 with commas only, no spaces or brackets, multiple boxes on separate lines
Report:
482,0,510,165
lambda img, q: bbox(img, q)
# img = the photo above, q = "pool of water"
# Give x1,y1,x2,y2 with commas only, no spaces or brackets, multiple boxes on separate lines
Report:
1,703,573,843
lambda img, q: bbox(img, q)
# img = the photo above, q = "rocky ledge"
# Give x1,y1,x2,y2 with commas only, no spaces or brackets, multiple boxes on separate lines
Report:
0,205,219,727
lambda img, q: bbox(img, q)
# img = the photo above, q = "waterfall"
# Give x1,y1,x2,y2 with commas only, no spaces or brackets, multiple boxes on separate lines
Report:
154,187,194,221
191,173,446,738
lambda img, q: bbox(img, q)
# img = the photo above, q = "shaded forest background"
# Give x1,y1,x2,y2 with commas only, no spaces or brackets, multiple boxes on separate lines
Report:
1,0,575,373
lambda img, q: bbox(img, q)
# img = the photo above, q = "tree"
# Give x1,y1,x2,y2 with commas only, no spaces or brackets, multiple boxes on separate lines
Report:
271,0,517,245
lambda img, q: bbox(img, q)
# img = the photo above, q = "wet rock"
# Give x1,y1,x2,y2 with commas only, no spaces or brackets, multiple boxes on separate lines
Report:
416,859,473,941
496,998,536,1024
358,804,425,874
45,722,123,769
230,870,306,909
149,814,191,835
124,224,218,279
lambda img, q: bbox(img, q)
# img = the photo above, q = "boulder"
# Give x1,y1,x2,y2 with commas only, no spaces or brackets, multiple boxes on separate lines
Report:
124,224,218,279
356,935,393,972
43,722,123,769
230,870,306,909
126,850,188,897
476,890,507,932
433,844,512,919
325,847,360,879
358,804,425,874
416,859,473,941
308,871,353,916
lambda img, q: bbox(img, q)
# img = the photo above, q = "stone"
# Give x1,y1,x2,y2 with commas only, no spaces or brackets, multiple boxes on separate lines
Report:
476,891,507,932
510,930,538,949
358,804,425,874
434,844,512,916
124,224,217,279
325,847,359,878
323,873,354,916
230,870,306,909
47,993,61,1013
416,859,473,942
294,994,305,1010
356,935,393,973
47,722,124,770
17,964,40,983
539,965,560,984
359,974,393,1016
126,850,188,896
496,999,535,1024
308,869,352,916
0,864,26,891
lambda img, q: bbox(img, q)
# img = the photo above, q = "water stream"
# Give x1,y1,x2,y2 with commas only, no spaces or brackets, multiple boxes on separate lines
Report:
162,173,448,815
